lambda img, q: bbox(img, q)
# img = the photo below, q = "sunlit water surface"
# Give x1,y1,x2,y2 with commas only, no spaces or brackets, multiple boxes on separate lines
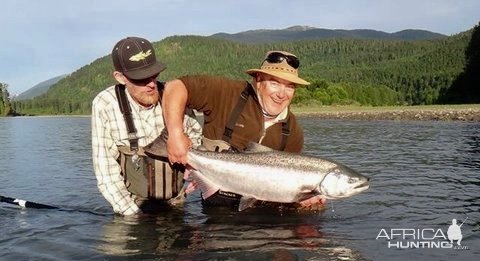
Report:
0,117,479,260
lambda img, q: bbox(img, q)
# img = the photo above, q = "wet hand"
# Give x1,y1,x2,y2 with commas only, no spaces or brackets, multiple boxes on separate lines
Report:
166,132,191,165
183,169,198,194
297,196,327,210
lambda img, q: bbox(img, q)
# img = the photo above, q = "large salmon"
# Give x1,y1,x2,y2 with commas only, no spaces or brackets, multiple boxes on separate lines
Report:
144,137,369,211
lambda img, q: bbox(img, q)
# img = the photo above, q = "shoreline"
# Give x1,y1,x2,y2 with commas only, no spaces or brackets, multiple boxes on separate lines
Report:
292,105,480,121
4,105,480,122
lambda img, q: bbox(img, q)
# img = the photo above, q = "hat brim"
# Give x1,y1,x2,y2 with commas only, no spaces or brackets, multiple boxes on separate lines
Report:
246,69,310,85
123,62,166,80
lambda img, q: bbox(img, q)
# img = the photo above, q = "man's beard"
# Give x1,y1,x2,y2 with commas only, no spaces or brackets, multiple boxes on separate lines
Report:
136,91,159,106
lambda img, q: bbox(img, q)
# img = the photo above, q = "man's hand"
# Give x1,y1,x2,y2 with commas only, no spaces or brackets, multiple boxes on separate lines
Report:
166,131,191,165
297,195,327,211
183,169,198,194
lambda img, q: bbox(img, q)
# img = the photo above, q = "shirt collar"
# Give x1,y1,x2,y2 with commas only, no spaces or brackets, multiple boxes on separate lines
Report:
264,107,288,130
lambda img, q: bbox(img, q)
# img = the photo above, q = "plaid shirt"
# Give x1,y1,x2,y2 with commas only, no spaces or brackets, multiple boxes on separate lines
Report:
91,85,202,215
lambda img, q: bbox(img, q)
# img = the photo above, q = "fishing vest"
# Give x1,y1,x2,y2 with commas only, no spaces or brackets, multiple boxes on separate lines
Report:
115,83,184,200
204,83,290,152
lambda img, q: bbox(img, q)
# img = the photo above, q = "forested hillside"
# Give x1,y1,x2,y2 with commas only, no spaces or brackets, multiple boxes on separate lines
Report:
12,23,479,115
211,26,447,43
15,74,68,100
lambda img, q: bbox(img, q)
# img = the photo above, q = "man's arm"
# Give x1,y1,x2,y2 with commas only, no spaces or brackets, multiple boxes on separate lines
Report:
163,79,192,165
91,97,140,215
183,109,203,149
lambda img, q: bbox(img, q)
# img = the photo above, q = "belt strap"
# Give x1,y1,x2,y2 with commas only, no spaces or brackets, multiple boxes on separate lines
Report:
222,82,254,143
280,121,290,151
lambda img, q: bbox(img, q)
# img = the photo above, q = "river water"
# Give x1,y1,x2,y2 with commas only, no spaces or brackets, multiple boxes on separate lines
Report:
0,116,479,260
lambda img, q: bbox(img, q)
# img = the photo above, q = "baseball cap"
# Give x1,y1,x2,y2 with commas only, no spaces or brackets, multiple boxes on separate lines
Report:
112,37,166,80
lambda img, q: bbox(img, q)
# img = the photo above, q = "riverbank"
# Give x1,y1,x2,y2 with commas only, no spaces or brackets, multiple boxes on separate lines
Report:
292,104,480,121
4,105,480,122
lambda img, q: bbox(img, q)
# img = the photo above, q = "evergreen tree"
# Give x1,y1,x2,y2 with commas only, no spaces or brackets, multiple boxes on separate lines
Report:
441,22,480,103
0,82,16,116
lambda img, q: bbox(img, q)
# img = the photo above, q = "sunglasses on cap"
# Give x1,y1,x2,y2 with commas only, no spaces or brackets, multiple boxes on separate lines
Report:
126,73,159,86
264,52,300,69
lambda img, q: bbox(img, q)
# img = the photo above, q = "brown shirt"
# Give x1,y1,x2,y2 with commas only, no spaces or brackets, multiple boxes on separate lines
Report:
180,75,304,152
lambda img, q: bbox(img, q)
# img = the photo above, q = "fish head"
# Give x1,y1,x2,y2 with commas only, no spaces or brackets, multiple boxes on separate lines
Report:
318,165,369,199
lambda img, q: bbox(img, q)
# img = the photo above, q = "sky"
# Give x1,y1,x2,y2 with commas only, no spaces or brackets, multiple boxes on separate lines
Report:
1,0,479,95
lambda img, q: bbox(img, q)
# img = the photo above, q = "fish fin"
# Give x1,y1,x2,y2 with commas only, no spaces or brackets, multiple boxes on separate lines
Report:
238,196,258,211
292,189,319,202
244,142,276,153
189,169,219,199
144,135,168,158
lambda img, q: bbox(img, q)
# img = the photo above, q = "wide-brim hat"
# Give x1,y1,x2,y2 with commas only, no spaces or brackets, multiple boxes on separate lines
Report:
112,37,166,80
246,50,310,86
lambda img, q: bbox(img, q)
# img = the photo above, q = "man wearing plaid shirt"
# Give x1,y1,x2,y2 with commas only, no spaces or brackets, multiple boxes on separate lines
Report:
91,37,202,215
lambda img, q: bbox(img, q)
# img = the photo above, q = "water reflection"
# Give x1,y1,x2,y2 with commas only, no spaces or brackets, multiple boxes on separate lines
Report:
97,204,365,260
97,206,187,256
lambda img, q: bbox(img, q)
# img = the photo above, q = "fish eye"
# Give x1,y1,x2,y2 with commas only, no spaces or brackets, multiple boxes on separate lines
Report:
348,178,358,184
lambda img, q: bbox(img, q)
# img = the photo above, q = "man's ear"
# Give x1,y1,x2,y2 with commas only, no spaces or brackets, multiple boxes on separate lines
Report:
251,73,259,85
113,71,126,85
255,73,261,83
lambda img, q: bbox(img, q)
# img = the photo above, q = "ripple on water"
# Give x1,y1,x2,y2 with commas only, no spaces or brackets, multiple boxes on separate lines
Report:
1,118,479,260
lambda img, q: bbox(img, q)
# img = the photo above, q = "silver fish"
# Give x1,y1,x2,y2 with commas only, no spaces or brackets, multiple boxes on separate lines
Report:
144,137,370,211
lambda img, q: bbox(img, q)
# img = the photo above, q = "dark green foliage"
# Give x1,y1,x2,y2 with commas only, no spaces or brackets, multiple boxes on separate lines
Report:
1,82,17,116
0,82,7,116
12,26,477,115
292,80,400,106
441,22,480,103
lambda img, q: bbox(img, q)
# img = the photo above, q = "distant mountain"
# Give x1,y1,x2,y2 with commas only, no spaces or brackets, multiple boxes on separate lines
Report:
210,26,447,43
15,74,68,100
14,23,477,114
